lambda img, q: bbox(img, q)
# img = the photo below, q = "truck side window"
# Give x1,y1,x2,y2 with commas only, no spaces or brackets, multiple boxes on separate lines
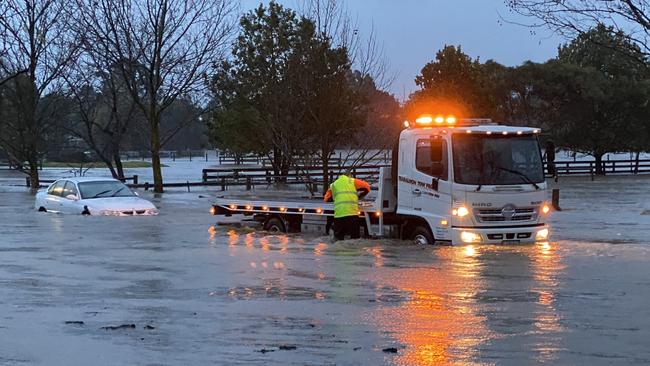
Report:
416,139,448,180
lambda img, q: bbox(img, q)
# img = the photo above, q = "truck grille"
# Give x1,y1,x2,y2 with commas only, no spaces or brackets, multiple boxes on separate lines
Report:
475,206,537,223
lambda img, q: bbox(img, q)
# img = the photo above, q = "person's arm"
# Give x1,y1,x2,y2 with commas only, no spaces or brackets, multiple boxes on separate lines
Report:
354,178,371,198
324,187,333,202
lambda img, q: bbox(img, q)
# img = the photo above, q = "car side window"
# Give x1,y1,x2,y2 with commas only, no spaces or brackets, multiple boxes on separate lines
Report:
416,139,448,180
48,181,66,196
62,181,78,199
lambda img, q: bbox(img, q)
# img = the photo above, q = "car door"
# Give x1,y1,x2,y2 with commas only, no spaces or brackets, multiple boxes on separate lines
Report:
45,180,66,212
60,181,81,214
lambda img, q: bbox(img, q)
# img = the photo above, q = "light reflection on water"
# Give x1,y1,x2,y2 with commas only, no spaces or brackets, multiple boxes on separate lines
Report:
369,244,488,366
211,227,566,364
369,243,566,365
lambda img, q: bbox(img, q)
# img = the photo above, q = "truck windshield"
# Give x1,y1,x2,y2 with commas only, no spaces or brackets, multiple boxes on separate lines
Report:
452,134,544,185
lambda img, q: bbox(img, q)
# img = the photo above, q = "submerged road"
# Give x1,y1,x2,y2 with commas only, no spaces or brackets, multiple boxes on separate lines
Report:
0,175,649,365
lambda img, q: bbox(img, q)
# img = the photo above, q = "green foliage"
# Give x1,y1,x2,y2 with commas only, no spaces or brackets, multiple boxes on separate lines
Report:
410,45,495,117
408,26,649,170
536,25,650,164
209,1,372,180
210,2,311,169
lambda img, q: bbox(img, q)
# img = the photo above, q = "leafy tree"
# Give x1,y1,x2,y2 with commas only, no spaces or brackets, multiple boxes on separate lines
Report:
294,32,367,190
407,45,499,119
211,1,369,190
527,25,649,173
211,2,311,179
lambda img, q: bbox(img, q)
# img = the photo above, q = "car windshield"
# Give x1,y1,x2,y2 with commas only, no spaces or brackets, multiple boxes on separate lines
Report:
452,134,544,185
78,181,135,199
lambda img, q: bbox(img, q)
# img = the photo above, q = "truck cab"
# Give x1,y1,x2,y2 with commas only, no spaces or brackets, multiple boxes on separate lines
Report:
392,115,551,245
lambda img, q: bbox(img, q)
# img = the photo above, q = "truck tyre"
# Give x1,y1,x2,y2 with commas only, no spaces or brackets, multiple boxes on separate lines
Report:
264,217,287,233
411,226,434,245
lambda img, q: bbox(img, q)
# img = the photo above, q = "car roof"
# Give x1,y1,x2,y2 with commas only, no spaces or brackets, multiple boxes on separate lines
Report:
56,177,121,184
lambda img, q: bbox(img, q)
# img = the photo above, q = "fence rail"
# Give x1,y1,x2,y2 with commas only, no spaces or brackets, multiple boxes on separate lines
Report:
216,151,392,166
202,165,388,191
20,158,650,191
544,159,650,176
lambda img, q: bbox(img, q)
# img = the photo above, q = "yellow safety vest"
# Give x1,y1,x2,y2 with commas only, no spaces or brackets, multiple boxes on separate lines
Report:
331,175,358,218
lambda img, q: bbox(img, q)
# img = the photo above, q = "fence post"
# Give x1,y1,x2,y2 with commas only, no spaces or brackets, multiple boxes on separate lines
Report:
589,163,594,181
133,175,138,185
202,170,208,183
144,182,150,191
221,177,226,191
612,161,615,173
187,180,191,192
205,153,208,162
246,177,252,191
551,188,561,211
26,177,30,188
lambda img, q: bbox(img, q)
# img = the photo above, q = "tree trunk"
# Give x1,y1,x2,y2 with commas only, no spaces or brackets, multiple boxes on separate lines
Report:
27,157,40,191
322,153,329,195
113,153,125,179
150,117,164,193
594,153,605,175
272,147,280,178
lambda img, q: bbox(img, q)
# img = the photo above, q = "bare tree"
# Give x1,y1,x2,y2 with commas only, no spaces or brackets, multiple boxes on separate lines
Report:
62,58,142,179
299,0,394,90
76,0,237,192
506,0,650,64
0,0,79,188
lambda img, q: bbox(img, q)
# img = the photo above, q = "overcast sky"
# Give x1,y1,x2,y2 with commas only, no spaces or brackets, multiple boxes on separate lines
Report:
239,0,564,100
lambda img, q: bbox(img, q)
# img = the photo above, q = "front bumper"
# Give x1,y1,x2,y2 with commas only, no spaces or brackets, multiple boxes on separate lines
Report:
451,224,549,245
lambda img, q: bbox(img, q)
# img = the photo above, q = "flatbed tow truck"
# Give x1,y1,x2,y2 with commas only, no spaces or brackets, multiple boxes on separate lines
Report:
210,115,552,245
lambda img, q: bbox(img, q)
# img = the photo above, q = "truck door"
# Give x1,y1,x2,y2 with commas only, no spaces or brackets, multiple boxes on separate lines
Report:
412,137,452,231
396,136,413,212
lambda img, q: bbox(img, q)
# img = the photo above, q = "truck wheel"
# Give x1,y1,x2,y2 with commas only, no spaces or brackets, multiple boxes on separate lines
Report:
264,217,286,233
411,226,434,245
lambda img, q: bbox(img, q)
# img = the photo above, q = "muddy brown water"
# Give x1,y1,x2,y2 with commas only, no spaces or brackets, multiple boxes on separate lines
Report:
0,175,650,365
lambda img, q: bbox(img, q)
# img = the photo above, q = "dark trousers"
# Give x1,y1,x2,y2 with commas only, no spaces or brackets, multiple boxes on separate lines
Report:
333,216,360,241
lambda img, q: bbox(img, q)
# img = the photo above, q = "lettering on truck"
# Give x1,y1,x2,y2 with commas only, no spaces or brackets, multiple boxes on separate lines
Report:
398,175,440,198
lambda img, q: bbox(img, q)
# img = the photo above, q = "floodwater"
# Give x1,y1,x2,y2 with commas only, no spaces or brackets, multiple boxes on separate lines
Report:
0,175,650,365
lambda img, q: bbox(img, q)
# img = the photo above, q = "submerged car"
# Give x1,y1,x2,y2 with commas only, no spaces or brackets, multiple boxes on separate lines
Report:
35,177,158,216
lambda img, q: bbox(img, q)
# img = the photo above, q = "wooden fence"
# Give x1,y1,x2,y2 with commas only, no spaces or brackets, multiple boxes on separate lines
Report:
202,165,388,191
22,158,650,191
544,159,650,177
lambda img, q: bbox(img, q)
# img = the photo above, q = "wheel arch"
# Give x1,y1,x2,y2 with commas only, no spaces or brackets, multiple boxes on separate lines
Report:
401,216,434,241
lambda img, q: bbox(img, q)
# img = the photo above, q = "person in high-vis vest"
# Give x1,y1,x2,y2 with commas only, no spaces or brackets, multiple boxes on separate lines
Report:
324,174,371,240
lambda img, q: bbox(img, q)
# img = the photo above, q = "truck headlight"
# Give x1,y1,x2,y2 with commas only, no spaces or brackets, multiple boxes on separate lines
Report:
536,228,549,240
461,231,481,243
453,206,470,217
541,204,551,214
